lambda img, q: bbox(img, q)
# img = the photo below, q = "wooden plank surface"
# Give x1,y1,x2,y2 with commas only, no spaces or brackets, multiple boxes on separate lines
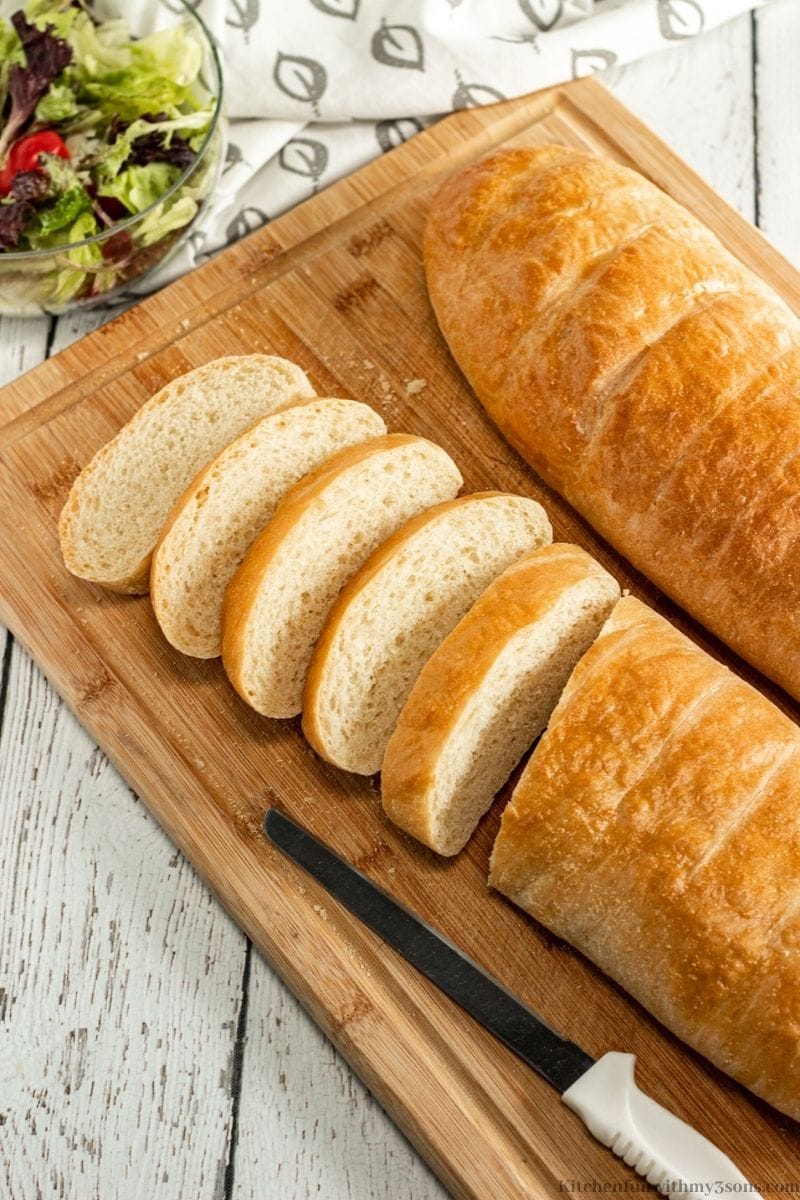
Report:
0,641,246,1198
754,1,800,267
0,21,796,1200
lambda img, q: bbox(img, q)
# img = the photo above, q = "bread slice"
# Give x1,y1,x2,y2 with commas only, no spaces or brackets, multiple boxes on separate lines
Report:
381,544,620,855
303,493,553,775
151,398,386,659
59,355,315,594
221,434,463,718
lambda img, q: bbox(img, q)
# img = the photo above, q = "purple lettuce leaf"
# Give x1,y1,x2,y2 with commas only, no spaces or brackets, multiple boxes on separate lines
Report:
0,14,73,164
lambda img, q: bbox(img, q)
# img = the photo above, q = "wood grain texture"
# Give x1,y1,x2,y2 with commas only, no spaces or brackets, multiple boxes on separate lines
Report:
754,0,800,265
606,13,755,221
0,316,50,390
232,952,443,1200
0,54,795,1200
0,639,246,1199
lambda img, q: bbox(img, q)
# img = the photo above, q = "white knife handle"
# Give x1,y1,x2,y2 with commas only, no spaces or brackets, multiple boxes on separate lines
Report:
562,1052,761,1198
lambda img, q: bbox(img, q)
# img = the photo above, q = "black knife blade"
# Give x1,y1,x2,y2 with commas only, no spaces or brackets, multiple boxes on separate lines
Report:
264,807,594,1093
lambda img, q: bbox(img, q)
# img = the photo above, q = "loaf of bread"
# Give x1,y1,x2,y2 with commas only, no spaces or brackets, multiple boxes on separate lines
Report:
303,492,552,775
490,594,800,1120
151,398,386,658
59,355,315,593
222,434,462,719
424,145,800,700
382,544,619,855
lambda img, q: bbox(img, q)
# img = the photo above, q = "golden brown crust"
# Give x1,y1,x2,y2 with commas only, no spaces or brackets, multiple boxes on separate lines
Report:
301,490,511,757
381,544,617,850
220,433,442,708
490,596,800,1120
425,145,800,699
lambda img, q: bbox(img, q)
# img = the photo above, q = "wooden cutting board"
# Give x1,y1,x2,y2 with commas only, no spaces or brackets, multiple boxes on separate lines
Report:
1,77,798,1199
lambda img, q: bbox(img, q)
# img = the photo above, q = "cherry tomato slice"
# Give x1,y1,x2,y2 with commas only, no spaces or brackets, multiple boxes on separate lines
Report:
0,131,70,195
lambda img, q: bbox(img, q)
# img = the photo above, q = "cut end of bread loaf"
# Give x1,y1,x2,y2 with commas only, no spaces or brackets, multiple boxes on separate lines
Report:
59,355,315,594
221,434,463,719
486,593,800,1121
151,398,386,658
303,492,553,775
382,544,620,855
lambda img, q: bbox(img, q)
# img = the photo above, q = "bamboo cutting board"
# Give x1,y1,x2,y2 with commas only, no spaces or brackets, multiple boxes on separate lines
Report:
1,78,799,1199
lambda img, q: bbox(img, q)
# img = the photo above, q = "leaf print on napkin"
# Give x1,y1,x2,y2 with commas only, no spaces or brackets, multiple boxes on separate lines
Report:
273,53,328,116
494,31,540,53
226,207,268,244
223,143,243,175
279,137,329,183
163,0,202,12
571,47,617,77
371,20,425,71
375,117,423,153
452,71,505,110
518,0,563,32
226,0,260,34
309,0,360,18
657,0,705,39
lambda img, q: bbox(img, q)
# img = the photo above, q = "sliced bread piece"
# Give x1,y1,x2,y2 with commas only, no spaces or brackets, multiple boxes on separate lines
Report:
59,355,315,594
151,398,386,659
381,544,620,855
303,492,553,775
221,434,463,718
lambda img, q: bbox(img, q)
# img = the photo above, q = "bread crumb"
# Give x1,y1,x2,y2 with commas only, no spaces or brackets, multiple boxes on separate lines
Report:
363,359,375,370
313,904,328,920
180,317,191,331
387,866,396,876
135,350,148,362
405,378,427,396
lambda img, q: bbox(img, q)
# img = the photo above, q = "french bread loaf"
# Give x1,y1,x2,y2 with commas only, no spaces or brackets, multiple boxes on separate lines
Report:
303,492,553,775
221,434,462,719
424,145,800,700
490,594,800,1120
382,544,619,854
59,355,315,594
151,398,386,658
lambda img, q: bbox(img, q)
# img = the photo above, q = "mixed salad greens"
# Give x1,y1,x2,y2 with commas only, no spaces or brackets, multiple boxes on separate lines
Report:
0,0,218,306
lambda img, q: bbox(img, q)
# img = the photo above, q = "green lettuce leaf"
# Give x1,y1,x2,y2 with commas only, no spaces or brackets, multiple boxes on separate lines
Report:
24,1,80,40
0,17,24,115
78,71,191,122
65,15,205,122
26,185,92,247
94,111,211,182
52,209,101,304
98,162,181,215
136,194,198,247
133,27,203,89
34,78,78,123
62,12,130,74
0,15,22,60
37,150,79,192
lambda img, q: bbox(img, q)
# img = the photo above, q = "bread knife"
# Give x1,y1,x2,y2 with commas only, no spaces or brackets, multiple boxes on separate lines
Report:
264,808,761,1198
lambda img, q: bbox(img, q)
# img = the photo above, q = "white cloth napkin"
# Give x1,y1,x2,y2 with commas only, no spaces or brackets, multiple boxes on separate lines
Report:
140,0,768,289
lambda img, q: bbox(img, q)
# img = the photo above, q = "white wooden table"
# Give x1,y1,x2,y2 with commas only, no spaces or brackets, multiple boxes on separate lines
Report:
1,7,798,1196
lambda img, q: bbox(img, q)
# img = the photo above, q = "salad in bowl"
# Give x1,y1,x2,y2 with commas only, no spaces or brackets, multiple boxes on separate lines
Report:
0,0,223,314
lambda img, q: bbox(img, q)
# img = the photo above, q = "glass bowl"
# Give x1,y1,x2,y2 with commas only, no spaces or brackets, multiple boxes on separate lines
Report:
0,0,224,316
